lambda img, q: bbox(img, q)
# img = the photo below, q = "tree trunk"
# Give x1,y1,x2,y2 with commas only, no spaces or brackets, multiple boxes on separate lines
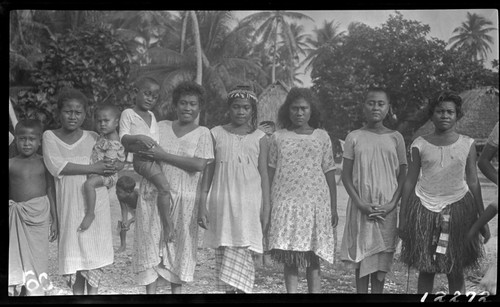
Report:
180,12,188,54
190,11,202,124
272,19,278,84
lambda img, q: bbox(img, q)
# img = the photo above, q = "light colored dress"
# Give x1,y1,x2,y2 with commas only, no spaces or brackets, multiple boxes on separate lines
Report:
267,128,336,264
42,130,114,275
203,126,266,253
339,130,407,279
132,122,214,285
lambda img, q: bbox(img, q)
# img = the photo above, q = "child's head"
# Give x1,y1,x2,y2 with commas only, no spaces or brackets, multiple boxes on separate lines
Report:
172,81,206,124
226,85,258,130
116,175,136,200
94,104,121,136
134,77,160,112
56,88,88,132
363,87,391,124
428,91,464,131
278,87,321,129
14,119,43,157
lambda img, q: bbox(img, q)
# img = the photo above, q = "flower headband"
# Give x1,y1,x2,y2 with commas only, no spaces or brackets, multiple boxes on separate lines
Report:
227,87,258,104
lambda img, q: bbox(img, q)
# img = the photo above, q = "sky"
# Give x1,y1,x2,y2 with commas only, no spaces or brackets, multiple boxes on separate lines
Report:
232,9,499,86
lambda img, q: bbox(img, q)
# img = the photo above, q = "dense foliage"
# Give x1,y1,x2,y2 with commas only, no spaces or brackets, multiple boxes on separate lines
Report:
311,12,498,142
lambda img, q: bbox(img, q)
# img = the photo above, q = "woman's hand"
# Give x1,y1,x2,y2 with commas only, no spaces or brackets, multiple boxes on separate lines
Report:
49,221,58,242
137,144,166,162
331,211,339,228
91,159,117,175
198,206,209,230
480,224,491,244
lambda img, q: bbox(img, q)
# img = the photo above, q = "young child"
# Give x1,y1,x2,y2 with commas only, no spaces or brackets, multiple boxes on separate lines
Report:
266,87,337,293
9,119,57,296
119,76,173,243
200,85,270,293
340,87,407,293
399,90,489,294
115,175,138,253
43,88,119,295
79,104,126,232
466,121,498,295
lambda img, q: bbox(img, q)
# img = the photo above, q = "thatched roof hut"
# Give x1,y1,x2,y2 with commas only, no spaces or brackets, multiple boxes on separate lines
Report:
413,87,499,146
257,80,290,126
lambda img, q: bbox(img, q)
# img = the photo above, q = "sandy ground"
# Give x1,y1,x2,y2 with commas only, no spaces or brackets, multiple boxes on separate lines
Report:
41,165,497,297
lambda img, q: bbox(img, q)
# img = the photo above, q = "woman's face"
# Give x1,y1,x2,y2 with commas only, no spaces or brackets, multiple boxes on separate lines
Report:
431,100,458,132
363,91,390,123
176,94,200,124
136,82,160,112
229,98,253,126
289,98,311,128
59,99,86,132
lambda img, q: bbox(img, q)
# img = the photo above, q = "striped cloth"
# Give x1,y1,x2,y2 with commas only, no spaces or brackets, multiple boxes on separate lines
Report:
66,268,104,289
215,247,255,293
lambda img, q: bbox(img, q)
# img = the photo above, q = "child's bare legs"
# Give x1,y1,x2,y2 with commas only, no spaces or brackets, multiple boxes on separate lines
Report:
284,264,299,293
417,271,435,294
355,268,369,293
72,272,86,295
171,283,182,294
146,280,158,294
370,272,385,293
149,173,173,242
117,222,127,253
447,269,465,293
306,260,321,293
81,175,104,231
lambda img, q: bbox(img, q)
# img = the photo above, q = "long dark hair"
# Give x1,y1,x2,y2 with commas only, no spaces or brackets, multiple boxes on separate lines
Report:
277,87,322,130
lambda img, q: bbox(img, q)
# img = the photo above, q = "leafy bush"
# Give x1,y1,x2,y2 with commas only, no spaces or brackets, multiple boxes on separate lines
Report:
12,26,135,131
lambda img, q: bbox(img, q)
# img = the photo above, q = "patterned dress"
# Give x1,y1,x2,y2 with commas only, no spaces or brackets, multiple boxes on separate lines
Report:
132,122,213,285
90,136,126,188
267,128,336,265
339,130,407,280
42,130,114,282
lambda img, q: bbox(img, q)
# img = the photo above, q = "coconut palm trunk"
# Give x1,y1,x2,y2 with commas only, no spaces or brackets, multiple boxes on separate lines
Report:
190,11,202,124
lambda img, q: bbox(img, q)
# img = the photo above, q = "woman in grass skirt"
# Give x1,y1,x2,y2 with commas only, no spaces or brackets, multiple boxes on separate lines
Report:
399,91,490,294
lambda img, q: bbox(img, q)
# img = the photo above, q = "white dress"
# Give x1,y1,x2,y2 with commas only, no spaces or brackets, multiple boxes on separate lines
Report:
42,130,114,275
203,126,266,253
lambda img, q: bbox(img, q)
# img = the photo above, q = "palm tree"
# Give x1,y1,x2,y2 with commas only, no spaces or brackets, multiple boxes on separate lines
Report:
240,11,313,83
448,12,496,62
301,20,345,74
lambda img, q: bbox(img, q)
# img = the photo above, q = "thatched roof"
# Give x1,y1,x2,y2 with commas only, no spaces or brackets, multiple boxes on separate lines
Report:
257,80,290,125
413,87,499,145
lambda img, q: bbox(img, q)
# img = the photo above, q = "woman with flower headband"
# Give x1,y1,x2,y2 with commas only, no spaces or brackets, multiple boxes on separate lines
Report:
399,90,489,294
200,85,270,293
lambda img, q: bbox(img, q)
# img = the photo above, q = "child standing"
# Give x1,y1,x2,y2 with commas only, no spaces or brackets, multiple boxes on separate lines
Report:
399,91,488,294
79,104,125,232
466,121,498,295
200,85,270,294
43,88,120,295
119,77,173,243
266,87,337,293
340,87,407,293
9,119,57,296
115,175,138,253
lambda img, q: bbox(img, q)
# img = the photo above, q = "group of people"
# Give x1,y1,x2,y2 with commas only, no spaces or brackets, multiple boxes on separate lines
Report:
8,77,497,296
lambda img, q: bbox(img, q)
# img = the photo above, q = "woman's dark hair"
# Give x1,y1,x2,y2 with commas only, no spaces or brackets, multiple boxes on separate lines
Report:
366,86,391,103
227,85,258,132
428,90,464,119
172,81,206,108
277,87,322,129
56,88,89,110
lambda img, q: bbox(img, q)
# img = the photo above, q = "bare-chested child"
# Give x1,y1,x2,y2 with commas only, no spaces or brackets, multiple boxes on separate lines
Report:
9,119,57,296
115,175,138,253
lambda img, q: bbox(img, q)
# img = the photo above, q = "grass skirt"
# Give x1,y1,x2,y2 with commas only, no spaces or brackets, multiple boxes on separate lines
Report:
269,249,320,269
400,192,483,274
